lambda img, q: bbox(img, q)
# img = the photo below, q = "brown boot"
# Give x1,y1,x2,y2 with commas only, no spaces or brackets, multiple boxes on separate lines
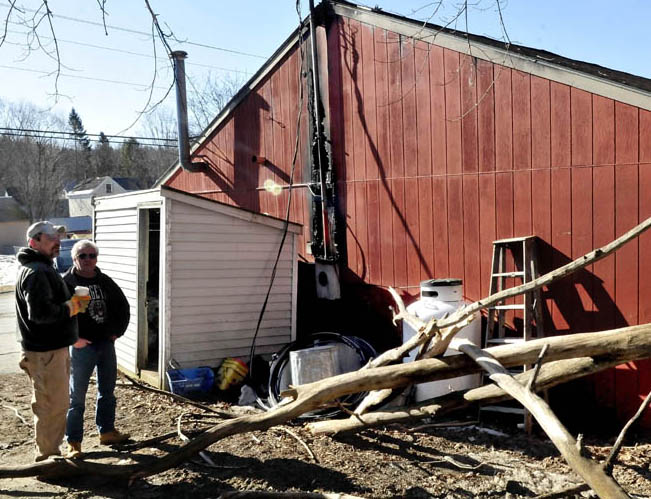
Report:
66,441,83,459
99,430,130,445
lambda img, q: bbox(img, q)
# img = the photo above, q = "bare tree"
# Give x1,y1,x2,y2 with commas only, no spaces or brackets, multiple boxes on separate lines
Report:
0,100,70,221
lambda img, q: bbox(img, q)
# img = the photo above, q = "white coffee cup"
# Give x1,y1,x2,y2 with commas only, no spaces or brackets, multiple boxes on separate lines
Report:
74,286,90,297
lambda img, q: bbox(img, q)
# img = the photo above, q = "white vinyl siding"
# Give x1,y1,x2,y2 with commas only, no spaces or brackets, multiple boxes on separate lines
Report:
93,187,300,387
166,199,295,366
93,207,139,373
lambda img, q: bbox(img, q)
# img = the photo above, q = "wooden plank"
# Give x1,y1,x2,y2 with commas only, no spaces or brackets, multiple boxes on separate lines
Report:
591,94,616,410
477,59,496,296
463,175,481,300
429,45,446,177
570,87,594,332
418,177,435,280
460,54,478,175
401,38,420,286
477,60,495,174
549,82,572,333
531,76,551,246
447,176,464,280
494,65,513,242
432,177,449,277
479,173,496,296
444,49,462,175
405,177,421,285
388,30,405,180
614,102,640,421
354,181,369,278
391,178,408,287
341,17,357,276
512,70,532,238
360,24,380,284
638,108,651,426
375,27,394,287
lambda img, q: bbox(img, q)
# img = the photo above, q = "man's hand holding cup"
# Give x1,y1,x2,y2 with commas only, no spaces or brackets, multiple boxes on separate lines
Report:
66,286,91,316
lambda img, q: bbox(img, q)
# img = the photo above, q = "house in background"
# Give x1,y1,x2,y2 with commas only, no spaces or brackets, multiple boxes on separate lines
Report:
66,176,145,217
0,195,29,254
156,0,651,427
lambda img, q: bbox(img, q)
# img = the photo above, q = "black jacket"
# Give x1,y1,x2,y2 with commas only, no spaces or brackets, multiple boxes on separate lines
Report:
15,247,78,352
62,266,130,342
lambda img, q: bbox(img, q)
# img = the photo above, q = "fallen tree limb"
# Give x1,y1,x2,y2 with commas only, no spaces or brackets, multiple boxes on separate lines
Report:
454,339,628,498
122,373,234,418
604,389,651,472
307,355,630,435
1,324,650,482
538,389,651,498
368,215,651,368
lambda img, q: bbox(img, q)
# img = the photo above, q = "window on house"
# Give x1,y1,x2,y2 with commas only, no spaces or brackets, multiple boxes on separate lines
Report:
106,184,112,194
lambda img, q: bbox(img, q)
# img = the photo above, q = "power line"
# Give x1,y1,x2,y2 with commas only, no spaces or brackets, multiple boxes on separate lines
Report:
0,130,177,147
0,2,267,59
0,63,170,90
4,27,252,76
0,126,176,142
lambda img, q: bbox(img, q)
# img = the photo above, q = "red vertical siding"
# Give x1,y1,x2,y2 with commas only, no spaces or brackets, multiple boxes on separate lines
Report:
592,94,616,410
638,109,651,425
550,82,572,333
614,102,640,420
165,15,651,426
477,60,496,296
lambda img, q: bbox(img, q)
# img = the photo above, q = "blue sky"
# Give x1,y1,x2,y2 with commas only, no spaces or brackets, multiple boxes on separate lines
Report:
0,0,648,137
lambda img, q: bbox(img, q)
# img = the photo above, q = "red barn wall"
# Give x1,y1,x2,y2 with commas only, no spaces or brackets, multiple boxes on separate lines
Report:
165,15,651,426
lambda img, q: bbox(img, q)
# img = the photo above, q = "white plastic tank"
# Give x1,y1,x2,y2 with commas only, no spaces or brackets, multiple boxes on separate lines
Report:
402,278,481,401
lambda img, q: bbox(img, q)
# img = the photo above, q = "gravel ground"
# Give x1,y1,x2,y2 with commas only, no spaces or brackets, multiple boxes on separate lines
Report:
0,372,649,498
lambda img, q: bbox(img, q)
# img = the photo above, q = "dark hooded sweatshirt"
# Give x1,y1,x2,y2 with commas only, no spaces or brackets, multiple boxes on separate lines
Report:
62,266,130,343
15,247,78,352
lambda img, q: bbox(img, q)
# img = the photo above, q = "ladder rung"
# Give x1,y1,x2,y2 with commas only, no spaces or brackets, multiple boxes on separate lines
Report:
480,406,525,415
492,271,525,278
486,337,526,345
489,304,525,311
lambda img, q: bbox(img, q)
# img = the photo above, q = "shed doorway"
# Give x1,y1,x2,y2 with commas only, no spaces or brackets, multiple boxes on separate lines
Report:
137,207,160,385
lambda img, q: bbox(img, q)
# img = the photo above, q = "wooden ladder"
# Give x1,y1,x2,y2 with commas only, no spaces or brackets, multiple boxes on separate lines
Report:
482,236,544,429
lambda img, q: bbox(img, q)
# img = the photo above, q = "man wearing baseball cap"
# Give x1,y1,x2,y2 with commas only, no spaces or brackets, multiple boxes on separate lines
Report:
15,221,90,461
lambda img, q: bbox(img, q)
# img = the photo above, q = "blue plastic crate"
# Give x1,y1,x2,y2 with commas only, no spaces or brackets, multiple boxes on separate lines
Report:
166,367,214,396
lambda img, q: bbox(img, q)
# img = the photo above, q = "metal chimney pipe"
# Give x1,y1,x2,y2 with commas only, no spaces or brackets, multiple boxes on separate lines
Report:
171,50,205,173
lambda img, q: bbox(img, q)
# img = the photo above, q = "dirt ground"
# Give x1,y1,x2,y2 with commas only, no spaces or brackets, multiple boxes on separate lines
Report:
0,372,649,498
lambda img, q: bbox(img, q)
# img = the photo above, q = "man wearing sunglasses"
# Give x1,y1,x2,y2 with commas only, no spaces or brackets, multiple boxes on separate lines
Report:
62,240,131,459
15,221,90,462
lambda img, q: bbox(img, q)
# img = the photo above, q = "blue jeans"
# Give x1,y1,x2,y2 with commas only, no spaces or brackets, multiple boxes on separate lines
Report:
66,339,117,443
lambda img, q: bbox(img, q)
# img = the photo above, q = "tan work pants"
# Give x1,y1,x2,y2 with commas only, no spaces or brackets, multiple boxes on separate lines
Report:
19,347,71,462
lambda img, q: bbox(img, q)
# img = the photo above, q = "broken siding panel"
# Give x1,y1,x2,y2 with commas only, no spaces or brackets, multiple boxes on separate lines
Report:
94,207,139,373
166,200,294,367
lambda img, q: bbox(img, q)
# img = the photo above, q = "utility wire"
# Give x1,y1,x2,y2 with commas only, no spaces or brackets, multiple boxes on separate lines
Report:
0,63,170,89
0,1,267,59
0,129,177,147
0,126,176,142
4,27,252,75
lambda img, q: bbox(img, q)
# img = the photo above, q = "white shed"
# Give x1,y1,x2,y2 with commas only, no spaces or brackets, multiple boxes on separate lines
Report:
92,185,300,388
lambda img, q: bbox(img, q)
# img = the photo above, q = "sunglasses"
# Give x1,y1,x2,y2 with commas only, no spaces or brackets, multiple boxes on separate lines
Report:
78,253,97,260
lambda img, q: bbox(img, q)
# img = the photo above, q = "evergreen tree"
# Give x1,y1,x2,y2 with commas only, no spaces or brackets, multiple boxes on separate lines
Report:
119,138,145,177
68,107,93,179
94,131,116,177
